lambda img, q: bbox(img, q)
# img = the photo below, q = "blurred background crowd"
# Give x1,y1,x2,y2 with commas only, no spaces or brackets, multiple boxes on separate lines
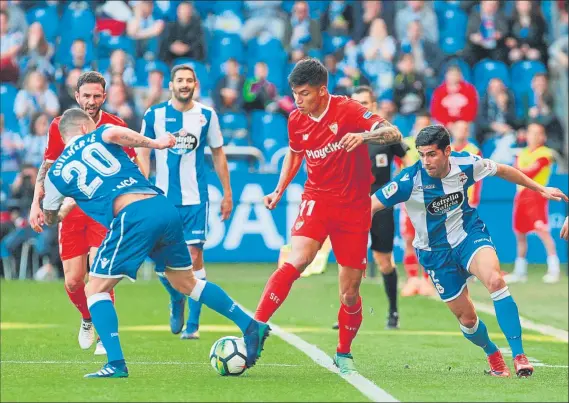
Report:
1,0,568,278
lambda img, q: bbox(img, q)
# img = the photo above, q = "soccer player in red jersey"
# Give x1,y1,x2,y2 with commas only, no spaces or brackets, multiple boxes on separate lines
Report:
28,71,140,355
254,58,402,374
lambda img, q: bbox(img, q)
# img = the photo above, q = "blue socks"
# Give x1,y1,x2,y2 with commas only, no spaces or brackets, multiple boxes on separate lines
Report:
87,293,125,368
492,286,524,357
158,270,185,302
190,279,252,333
460,317,499,355
186,268,205,332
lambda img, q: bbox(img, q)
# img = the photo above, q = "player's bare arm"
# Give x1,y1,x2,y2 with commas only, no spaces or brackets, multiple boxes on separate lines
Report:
43,208,62,226
371,194,387,215
495,163,569,202
264,150,304,210
210,146,233,220
340,121,403,152
29,160,54,232
135,147,152,178
561,217,568,240
103,126,176,150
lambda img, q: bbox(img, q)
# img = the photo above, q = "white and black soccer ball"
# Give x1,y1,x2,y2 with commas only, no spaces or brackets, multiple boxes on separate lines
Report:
209,336,248,376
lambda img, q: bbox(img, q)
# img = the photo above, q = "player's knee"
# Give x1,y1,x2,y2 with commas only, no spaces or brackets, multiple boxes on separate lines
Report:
487,273,506,293
289,254,313,272
376,258,393,274
458,314,478,329
65,277,84,293
340,289,360,307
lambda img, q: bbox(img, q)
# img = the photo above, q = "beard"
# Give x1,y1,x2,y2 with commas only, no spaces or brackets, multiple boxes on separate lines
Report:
174,88,195,103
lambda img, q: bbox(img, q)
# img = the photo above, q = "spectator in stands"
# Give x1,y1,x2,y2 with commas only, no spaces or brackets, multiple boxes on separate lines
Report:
393,53,426,116
450,120,483,207
361,18,397,64
378,99,397,122
241,1,286,42
55,39,94,83
283,1,322,62
464,0,509,65
103,49,136,88
549,28,568,72
526,73,565,156
353,0,396,42
0,113,23,173
399,20,444,89
335,63,372,96
0,9,24,83
324,53,345,92
506,0,547,63
430,65,478,126
213,58,245,113
127,0,165,59
476,78,518,145
0,0,27,36
58,68,82,112
243,61,277,112
320,1,355,37
14,70,60,133
19,22,55,80
134,68,169,117
395,1,439,44
22,112,49,168
159,2,205,64
103,81,138,130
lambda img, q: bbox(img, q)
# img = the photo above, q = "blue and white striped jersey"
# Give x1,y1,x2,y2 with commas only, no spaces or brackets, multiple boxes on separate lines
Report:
141,100,223,206
375,151,498,251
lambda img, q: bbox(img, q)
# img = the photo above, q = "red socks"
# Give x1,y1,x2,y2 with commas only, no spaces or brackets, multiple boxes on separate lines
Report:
337,296,363,354
255,262,301,322
404,253,419,278
65,283,91,320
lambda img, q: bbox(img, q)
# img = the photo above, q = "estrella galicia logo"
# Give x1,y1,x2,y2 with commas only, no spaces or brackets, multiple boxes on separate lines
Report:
426,192,464,215
169,129,199,155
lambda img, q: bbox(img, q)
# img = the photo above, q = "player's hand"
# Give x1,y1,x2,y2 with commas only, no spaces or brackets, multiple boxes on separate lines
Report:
29,200,45,233
263,190,282,210
155,134,176,150
220,195,233,221
539,187,569,202
560,217,568,241
339,133,364,152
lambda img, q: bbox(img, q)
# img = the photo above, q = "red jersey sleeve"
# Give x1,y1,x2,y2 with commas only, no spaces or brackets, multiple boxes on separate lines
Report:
287,111,304,153
44,117,64,162
345,98,385,132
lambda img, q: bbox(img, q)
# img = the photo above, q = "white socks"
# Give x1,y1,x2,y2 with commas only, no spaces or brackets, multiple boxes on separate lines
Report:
514,257,528,276
547,255,560,275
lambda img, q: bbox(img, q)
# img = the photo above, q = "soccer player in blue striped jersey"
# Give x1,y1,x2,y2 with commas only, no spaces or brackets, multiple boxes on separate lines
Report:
41,108,269,378
371,125,568,378
137,65,233,339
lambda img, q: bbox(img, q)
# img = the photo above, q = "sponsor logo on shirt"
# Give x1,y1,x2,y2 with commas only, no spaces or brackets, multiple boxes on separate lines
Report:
363,111,373,119
114,177,138,192
426,192,464,215
169,129,199,155
382,182,398,199
305,141,342,159
375,153,388,168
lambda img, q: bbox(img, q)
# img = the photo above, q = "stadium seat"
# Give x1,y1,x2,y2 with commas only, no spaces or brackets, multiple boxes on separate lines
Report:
510,60,547,118
97,33,136,59
219,112,249,146
213,1,244,19
172,58,210,94
135,59,170,88
26,5,59,43
393,114,416,137
60,3,96,41
0,84,18,131
438,57,472,84
283,0,330,18
322,33,350,55
153,0,179,22
193,0,214,18
250,111,288,160
208,32,245,65
473,59,510,94
437,5,468,55
54,36,96,67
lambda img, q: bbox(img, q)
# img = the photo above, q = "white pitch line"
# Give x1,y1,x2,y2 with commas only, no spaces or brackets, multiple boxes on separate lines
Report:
473,301,569,343
0,360,299,367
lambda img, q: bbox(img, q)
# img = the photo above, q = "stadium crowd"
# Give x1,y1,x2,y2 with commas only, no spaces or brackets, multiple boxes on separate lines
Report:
1,0,568,279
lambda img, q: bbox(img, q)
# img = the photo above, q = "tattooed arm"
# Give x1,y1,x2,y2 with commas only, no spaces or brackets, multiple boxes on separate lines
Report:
29,160,53,232
101,126,177,150
41,175,65,229
339,120,403,152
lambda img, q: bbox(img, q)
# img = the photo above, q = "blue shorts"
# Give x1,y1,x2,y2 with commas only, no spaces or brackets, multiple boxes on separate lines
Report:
90,195,192,281
178,202,208,249
416,226,495,302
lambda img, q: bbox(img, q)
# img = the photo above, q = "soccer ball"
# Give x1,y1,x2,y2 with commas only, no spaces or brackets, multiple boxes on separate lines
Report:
209,336,248,376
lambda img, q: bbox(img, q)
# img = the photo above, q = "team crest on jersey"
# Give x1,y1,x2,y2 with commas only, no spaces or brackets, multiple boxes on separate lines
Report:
458,172,468,185
199,113,208,127
329,122,338,135
426,192,464,215
302,133,309,140
295,220,304,230
169,129,199,155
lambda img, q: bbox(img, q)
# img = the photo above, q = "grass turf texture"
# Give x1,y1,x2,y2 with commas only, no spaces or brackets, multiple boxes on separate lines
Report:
1,264,567,402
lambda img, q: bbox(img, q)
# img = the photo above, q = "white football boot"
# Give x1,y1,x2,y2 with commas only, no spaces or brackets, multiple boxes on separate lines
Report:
78,320,95,349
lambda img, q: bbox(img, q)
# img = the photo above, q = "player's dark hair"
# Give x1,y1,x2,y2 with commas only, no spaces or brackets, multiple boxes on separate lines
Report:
353,85,375,99
415,125,451,151
415,109,431,119
76,71,106,92
59,108,92,138
288,58,328,88
171,64,196,81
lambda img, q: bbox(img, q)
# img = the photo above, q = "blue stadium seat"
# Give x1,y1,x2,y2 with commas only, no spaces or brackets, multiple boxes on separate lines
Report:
436,4,468,55
283,0,330,18
172,58,210,94
26,5,59,43
193,1,214,18
54,36,96,67
393,114,416,137
60,3,96,40
213,1,244,19
510,60,547,118
250,111,288,159
473,59,510,94
97,58,110,74
438,57,472,84
0,84,18,131
219,112,249,146
322,33,350,55
97,33,136,59
135,59,170,88
208,32,244,65
153,0,179,22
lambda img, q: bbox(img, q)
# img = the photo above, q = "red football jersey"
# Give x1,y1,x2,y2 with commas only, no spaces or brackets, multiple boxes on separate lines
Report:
44,111,137,162
288,95,385,206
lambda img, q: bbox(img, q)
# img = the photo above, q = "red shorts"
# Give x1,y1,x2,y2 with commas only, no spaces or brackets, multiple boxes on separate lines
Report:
59,209,107,261
399,205,415,240
291,195,370,270
513,190,549,234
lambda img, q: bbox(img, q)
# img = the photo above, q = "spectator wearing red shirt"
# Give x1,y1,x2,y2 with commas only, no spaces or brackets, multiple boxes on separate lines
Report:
430,65,478,126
